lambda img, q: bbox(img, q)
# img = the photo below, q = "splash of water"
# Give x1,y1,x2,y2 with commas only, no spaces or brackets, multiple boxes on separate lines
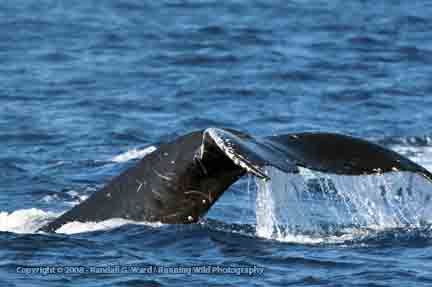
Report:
0,208,163,235
255,167,432,243
56,219,163,234
0,209,60,234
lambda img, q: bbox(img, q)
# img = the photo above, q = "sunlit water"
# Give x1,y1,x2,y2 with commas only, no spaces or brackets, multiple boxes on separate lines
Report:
3,0,432,286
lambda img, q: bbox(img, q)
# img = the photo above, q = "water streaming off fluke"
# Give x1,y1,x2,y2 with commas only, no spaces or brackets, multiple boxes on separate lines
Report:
255,167,432,243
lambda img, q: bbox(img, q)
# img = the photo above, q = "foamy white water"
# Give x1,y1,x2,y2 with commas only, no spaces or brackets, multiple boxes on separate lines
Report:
0,208,163,235
0,209,60,234
111,146,157,163
41,190,89,206
41,194,60,203
55,218,163,234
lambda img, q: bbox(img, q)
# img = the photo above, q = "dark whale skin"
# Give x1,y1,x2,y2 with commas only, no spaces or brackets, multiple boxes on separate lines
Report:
38,128,432,233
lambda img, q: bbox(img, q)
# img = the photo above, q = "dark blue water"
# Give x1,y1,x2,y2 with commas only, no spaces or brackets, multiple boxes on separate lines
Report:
2,1,432,286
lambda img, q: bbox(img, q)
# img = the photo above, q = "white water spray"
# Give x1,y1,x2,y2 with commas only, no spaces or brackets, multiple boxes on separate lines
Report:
255,167,432,243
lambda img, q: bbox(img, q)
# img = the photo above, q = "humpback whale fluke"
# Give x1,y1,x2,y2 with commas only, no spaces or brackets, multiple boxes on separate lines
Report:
38,128,432,233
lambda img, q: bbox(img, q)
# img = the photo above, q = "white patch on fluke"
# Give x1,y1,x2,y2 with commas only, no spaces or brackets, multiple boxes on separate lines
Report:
111,146,157,163
203,128,268,179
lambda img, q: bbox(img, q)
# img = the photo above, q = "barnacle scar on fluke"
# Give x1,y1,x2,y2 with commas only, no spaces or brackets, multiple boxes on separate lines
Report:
38,127,432,233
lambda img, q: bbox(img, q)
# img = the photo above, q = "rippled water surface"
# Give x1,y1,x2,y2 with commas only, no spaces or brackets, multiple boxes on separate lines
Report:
2,1,432,286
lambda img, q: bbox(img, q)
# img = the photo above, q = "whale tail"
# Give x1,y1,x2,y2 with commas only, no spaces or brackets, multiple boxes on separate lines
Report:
203,128,432,183
38,128,432,233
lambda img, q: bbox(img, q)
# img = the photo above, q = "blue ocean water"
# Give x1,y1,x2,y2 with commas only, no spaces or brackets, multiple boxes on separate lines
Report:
2,0,432,286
